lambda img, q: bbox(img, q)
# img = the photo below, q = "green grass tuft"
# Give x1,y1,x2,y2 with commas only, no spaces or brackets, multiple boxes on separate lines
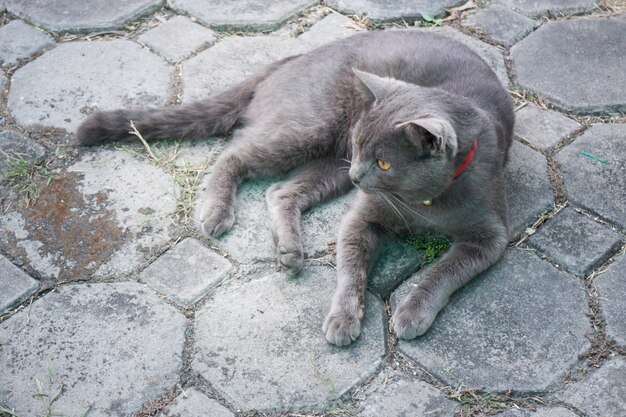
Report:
407,233,451,266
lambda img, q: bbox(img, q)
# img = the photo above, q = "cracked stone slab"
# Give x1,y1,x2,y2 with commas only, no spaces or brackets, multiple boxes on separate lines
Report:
496,406,578,417
557,124,626,229
391,248,590,392
562,356,626,417
326,0,463,21
140,237,233,307
170,0,316,31
0,282,186,417
0,149,178,281
0,129,46,179
356,368,459,416
514,105,581,149
0,20,54,67
0,255,38,314
193,266,386,412
138,16,217,63
5,0,161,32
495,0,596,18
512,17,626,114
298,12,364,47
202,178,354,264
528,208,624,276
594,254,626,348
506,141,554,238
159,388,234,417
463,5,538,46
182,35,307,102
8,40,172,133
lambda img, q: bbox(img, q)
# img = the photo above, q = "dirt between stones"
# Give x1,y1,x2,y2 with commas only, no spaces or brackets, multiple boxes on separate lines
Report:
3,172,128,281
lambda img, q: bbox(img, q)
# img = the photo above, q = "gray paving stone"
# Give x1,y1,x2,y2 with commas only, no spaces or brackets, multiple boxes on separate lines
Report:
356,368,459,416
0,254,38,314
0,70,6,92
5,0,161,32
528,208,624,277
514,105,581,149
182,35,306,102
506,141,554,238
0,20,54,67
192,266,385,412
326,0,461,21
158,388,234,417
512,17,626,114
138,16,216,63
0,129,46,179
496,0,596,18
391,248,590,391
8,40,172,133
0,150,178,281
174,137,228,169
170,0,316,31
368,237,425,298
496,406,578,417
594,254,626,348
0,282,186,417
463,5,538,46
557,124,626,229
562,356,626,417
298,12,364,47
202,178,354,264
140,237,233,307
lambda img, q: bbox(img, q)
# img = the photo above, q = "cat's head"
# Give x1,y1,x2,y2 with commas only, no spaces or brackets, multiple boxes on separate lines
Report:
349,69,468,202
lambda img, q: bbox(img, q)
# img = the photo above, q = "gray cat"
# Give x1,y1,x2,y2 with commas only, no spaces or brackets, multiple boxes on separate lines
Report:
76,30,514,346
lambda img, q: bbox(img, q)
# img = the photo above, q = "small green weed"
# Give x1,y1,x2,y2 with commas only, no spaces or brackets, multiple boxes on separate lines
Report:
5,156,55,207
419,11,444,27
0,406,20,417
450,387,509,415
407,233,451,266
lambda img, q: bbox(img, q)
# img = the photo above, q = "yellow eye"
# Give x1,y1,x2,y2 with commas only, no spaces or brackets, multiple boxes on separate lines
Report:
377,159,391,171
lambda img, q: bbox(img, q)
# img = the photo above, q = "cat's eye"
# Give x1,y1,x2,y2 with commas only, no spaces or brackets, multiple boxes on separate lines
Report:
376,159,391,171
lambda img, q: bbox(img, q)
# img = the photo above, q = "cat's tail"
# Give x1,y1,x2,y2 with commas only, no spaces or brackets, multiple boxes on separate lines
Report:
75,56,298,146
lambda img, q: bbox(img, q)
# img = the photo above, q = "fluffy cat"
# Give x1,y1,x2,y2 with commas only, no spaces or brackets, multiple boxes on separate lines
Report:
76,30,514,346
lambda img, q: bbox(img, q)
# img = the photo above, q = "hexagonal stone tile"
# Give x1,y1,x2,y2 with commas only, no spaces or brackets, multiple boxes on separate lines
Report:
182,35,306,102
158,388,234,417
5,0,161,32
558,124,626,229
0,129,46,179
496,406,578,417
368,237,425,298
8,40,172,133
390,248,590,391
594,254,626,348
562,357,626,417
495,0,596,18
0,20,54,67
0,255,38,314
514,105,581,149
506,141,554,238
512,17,626,114
140,238,234,307
170,0,316,31
528,208,624,277
193,266,386,412
0,150,178,281
203,179,354,265
355,368,459,416
138,16,217,63
298,12,364,47
326,0,461,21
0,282,186,417
463,5,538,46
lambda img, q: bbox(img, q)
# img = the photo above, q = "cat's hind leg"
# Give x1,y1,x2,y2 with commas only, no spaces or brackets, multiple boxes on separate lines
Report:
266,157,352,273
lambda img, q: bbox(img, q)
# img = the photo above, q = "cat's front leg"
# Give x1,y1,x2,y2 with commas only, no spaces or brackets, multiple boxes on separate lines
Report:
392,229,508,340
324,209,382,346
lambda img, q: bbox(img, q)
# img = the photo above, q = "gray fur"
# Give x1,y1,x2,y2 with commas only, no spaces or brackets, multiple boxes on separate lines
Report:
75,31,514,346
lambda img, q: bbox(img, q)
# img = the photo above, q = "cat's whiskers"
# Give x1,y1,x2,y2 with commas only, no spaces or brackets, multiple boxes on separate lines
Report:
378,191,411,231
387,192,439,227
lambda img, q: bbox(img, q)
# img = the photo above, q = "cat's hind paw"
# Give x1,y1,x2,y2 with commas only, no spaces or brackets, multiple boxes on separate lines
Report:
276,244,304,274
391,304,436,340
323,311,362,347
198,204,235,237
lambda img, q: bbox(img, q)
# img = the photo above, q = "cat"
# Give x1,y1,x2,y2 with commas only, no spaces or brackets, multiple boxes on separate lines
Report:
76,30,515,346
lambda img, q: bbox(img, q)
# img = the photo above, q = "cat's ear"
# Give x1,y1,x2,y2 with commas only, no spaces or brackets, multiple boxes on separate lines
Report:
398,117,458,155
352,68,391,104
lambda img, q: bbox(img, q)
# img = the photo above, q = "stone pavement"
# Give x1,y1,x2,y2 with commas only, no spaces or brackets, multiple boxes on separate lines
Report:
0,1,625,416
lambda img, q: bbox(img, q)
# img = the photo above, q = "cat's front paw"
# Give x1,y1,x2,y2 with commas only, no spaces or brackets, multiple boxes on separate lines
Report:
323,311,362,346
276,244,304,274
198,203,235,237
391,302,437,340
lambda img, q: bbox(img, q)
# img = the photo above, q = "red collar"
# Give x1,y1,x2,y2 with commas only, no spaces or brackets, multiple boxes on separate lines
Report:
453,139,477,179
